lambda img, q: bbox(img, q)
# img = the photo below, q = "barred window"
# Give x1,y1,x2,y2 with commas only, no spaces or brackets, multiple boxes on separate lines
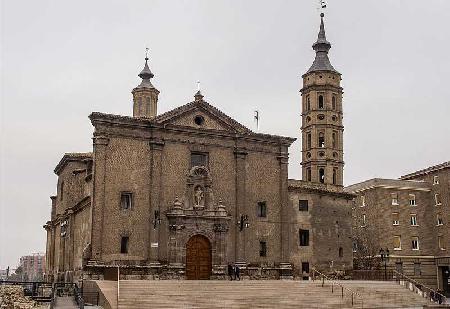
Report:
120,192,132,210
257,201,267,218
299,229,309,246
299,200,309,212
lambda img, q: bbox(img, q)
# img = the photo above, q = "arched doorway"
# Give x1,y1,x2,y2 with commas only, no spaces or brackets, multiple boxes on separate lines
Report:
186,235,211,280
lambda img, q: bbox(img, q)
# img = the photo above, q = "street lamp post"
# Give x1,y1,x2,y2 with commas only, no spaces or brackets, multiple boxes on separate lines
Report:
379,248,390,281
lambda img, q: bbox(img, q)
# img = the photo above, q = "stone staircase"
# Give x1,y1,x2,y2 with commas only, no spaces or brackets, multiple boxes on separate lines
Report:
116,280,437,308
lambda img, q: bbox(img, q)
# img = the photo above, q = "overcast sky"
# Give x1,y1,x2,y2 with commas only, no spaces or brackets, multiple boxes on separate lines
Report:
1,0,449,269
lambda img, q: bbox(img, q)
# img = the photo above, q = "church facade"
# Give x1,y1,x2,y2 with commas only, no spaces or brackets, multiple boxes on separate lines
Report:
44,15,354,283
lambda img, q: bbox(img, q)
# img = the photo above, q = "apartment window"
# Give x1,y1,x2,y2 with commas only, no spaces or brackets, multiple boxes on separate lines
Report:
435,193,442,205
299,200,309,211
306,132,312,149
391,193,399,205
319,168,325,184
392,213,399,225
409,194,416,206
437,214,444,226
306,168,312,182
332,169,337,185
306,95,311,111
393,236,401,250
299,229,310,246
411,237,419,250
332,131,337,148
120,192,133,210
360,195,366,207
191,152,208,168
414,263,421,276
410,214,418,226
120,236,129,254
361,214,367,227
433,176,439,185
257,201,267,218
438,236,445,250
318,95,324,109
301,262,310,274
318,132,325,148
259,241,267,257
332,95,336,110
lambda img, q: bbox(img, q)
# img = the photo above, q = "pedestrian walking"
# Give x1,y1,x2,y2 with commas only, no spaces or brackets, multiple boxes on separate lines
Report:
227,263,234,280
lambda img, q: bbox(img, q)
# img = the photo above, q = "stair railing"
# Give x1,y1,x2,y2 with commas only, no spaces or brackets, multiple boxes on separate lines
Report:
392,270,446,305
311,268,364,308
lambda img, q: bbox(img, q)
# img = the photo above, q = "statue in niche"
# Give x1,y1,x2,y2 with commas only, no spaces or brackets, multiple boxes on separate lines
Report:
194,185,204,207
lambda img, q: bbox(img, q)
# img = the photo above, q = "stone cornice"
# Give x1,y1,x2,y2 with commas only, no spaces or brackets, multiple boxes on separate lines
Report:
45,195,91,227
288,179,354,199
54,152,93,175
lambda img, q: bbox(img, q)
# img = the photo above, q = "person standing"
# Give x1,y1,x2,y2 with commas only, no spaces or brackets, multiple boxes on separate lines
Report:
227,263,234,280
235,265,240,281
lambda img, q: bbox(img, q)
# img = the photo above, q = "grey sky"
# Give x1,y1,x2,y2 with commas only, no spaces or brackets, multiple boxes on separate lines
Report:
1,0,449,269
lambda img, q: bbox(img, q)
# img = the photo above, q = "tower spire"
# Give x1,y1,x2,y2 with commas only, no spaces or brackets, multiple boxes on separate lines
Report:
305,13,339,75
132,48,160,118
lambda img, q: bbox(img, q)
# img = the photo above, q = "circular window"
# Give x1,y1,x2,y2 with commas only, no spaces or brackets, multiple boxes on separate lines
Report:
333,152,338,158
319,151,325,157
318,114,325,120
306,116,311,122
194,115,205,126
332,115,337,121
319,75,323,79
306,152,311,158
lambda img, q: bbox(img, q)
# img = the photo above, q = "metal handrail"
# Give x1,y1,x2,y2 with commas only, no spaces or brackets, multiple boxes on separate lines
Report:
311,268,364,308
392,270,446,304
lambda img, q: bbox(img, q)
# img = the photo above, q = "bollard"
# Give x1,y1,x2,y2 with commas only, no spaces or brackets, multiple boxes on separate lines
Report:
322,276,324,287
341,286,344,298
351,293,354,306
332,283,333,293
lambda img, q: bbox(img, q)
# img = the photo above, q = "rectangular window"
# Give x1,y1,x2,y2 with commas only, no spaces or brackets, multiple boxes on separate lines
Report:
392,213,399,225
120,236,129,254
438,236,445,250
414,263,421,276
435,193,442,205
120,192,132,210
306,132,312,149
301,262,310,274
361,214,366,227
257,201,267,218
391,193,399,205
191,152,208,168
361,195,366,207
433,176,439,185
393,236,401,250
410,214,418,226
299,229,309,246
411,237,419,250
306,95,311,111
409,194,416,206
259,241,267,257
437,214,443,226
299,200,309,211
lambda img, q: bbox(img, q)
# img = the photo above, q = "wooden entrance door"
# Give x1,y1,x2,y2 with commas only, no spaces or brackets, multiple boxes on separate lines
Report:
186,235,211,280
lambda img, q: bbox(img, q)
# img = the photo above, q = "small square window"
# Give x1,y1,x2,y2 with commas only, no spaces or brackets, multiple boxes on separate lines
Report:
393,236,401,250
259,241,267,257
411,237,419,250
433,176,439,185
257,201,267,218
410,215,418,226
191,152,208,168
409,194,416,206
120,192,132,210
391,193,399,205
299,200,309,211
437,214,444,226
435,194,442,205
120,236,129,254
299,229,309,246
392,213,399,225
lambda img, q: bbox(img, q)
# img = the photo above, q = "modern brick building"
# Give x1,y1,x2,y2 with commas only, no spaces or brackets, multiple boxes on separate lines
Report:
18,253,45,282
347,161,450,293
44,14,354,283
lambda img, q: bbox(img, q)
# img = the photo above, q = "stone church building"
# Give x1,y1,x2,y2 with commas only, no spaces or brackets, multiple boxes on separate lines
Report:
44,14,354,282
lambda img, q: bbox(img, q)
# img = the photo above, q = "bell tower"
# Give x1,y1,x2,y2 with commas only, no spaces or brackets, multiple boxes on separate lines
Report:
301,13,344,188
132,51,159,118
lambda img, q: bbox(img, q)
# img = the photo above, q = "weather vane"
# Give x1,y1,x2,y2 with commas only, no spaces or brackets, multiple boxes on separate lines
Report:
145,47,149,60
254,110,260,131
317,0,327,14
197,81,201,92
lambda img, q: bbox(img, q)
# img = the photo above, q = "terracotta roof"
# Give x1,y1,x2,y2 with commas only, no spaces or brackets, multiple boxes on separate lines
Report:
400,161,450,180
54,152,92,175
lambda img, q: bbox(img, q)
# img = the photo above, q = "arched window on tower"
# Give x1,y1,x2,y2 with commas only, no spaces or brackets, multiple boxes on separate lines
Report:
332,95,336,110
306,168,312,182
146,97,151,115
319,168,325,183
318,95,324,109
307,132,312,149
60,181,64,201
306,95,311,111
333,169,337,185
318,132,325,148
332,132,337,149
